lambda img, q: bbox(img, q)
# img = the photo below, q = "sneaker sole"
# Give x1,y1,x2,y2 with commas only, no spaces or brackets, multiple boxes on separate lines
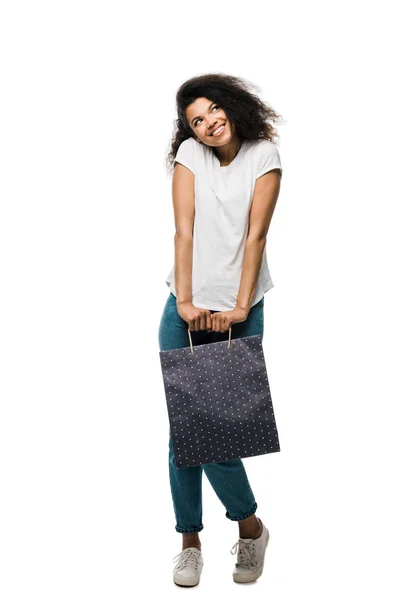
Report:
232,528,270,584
173,572,202,587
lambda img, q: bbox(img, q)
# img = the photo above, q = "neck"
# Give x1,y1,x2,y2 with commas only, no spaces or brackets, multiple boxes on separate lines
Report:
212,136,242,166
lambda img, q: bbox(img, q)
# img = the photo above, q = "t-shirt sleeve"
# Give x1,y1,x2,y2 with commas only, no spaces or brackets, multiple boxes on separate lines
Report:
256,142,282,179
174,138,196,175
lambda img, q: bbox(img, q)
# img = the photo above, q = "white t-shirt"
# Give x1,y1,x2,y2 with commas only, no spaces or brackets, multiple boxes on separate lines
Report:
165,137,282,311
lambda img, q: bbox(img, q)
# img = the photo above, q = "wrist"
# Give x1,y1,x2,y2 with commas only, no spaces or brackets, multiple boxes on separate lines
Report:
177,298,192,306
235,303,250,314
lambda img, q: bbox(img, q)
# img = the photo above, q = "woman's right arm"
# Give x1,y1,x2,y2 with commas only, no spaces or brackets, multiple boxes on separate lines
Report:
172,163,195,307
172,163,212,332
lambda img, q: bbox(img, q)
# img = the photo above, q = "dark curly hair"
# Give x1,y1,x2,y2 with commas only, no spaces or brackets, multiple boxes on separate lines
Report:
166,72,284,176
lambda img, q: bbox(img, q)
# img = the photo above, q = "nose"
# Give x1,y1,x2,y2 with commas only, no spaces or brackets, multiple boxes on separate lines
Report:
206,118,218,131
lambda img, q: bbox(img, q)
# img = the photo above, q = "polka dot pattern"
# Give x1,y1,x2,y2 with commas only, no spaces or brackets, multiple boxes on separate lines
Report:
159,334,280,469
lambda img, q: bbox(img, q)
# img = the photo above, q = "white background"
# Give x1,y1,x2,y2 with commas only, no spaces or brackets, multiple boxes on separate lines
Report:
1,1,399,598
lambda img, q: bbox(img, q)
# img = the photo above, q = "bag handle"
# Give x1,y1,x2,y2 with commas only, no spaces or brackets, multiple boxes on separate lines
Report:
187,325,232,354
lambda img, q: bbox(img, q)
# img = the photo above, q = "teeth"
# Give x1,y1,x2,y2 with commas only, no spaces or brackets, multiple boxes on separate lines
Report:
212,125,224,136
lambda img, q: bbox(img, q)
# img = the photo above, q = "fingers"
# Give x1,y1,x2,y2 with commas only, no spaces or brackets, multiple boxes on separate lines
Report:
198,312,206,332
188,310,232,333
212,313,230,333
213,313,222,333
189,310,212,332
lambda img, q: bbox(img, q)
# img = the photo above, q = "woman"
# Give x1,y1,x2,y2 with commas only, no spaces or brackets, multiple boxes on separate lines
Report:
158,73,283,586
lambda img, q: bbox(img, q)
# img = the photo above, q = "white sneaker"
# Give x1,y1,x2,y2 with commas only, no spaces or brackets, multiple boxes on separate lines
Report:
230,518,270,583
173,547,203,587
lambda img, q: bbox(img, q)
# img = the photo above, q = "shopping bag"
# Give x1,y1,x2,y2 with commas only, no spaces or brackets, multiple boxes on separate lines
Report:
159,325,281,468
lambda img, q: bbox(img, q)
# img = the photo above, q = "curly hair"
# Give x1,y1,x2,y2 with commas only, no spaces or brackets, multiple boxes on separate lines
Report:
166,72,284,176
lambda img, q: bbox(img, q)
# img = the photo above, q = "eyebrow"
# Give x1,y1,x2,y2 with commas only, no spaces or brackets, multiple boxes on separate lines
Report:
191,102,215,126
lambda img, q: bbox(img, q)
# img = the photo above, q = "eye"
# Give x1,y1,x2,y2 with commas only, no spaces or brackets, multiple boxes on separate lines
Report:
194,105,220,126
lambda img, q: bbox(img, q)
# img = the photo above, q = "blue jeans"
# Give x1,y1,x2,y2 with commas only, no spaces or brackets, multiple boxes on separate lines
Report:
158,292,265,534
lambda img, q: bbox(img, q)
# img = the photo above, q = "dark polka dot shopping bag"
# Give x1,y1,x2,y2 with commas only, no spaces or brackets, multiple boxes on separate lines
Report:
159,327,281,468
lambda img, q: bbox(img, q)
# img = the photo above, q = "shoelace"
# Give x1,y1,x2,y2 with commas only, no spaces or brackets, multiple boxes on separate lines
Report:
172,548,202,573
230,539,259,572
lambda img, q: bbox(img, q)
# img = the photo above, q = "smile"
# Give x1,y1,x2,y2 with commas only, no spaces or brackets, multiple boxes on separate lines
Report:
211,124,225,137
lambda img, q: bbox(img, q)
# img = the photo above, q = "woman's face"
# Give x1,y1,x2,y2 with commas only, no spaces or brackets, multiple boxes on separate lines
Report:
185,97,236,147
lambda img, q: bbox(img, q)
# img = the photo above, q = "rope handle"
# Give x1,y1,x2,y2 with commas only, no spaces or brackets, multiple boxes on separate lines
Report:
187,325,232,354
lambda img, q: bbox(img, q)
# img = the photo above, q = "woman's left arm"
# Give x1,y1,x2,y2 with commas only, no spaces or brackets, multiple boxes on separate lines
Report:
235,168,282,313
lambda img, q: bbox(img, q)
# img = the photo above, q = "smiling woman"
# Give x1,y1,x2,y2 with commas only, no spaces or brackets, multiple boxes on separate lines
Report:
167,73,283,174
164,72,283,317
186,98,244,167
159,72,284,587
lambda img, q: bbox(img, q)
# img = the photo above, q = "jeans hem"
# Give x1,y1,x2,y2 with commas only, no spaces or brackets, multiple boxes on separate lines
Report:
225,501,258,521
175,524,204,534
